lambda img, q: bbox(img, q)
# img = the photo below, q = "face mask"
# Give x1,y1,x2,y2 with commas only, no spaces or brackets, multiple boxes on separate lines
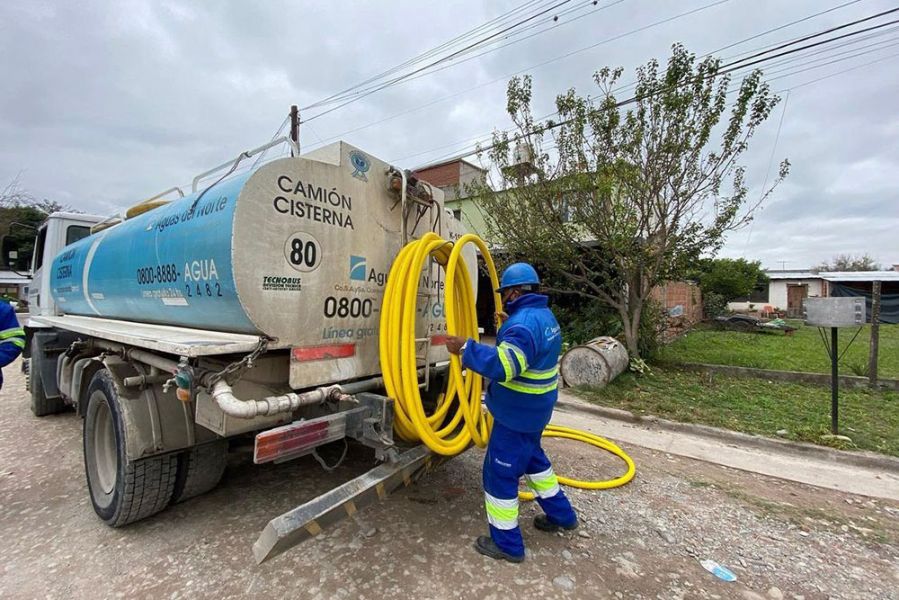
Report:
502,291,517,310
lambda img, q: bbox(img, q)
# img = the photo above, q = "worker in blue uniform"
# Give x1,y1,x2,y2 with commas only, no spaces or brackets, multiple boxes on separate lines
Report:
0,299,25,390
446,263,577,563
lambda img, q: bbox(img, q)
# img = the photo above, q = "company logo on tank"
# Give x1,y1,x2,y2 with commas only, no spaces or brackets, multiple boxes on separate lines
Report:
349,151,371,182
349,255,386,286
262,275,302,292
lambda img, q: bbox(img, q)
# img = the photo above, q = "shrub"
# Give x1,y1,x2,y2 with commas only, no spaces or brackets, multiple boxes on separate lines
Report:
554,301,622,347
704,292,728,319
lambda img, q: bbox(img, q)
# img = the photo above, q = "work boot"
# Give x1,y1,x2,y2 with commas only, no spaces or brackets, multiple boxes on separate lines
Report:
534,514,579,533
474,535,525,563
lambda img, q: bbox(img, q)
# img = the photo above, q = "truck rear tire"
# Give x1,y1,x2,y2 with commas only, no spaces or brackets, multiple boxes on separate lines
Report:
170,440,228,504
83,370,177,526
30,361,66,417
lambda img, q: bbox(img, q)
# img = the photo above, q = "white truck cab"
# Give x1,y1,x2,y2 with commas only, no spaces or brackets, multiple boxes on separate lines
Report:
26,212,103,319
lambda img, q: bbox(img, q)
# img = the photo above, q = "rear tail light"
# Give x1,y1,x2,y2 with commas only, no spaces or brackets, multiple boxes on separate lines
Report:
254,413,347,464
291,344,356,362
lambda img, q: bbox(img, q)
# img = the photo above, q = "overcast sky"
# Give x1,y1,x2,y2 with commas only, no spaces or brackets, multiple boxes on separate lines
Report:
1,0,897,270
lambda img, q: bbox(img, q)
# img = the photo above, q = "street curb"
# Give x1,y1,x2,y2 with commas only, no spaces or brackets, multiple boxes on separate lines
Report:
555,395,899,475
672,362,899,391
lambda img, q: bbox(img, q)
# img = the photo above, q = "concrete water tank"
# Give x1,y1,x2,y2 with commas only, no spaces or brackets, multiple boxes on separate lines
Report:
559,336,629,388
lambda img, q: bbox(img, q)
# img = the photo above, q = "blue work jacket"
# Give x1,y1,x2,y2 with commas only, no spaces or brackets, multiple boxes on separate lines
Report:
0,302,24,388
461,293,562,432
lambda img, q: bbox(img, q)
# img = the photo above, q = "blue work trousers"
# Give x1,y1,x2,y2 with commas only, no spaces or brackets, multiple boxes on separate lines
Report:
482,421,577,557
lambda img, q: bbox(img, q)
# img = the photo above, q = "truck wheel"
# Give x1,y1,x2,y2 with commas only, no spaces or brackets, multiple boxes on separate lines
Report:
83,370,177,526
170,440,228,504
30,361,66,417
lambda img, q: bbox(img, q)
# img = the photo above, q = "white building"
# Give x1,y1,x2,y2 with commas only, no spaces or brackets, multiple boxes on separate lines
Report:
728,270,825,316
728,268,899,318
0,270,30,301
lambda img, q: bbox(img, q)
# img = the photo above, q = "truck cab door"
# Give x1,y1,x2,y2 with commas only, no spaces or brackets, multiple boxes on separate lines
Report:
28,224,51,316
29,219,93,317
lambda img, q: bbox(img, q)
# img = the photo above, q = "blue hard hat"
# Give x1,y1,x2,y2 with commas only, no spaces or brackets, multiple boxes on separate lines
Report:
497,262,540,291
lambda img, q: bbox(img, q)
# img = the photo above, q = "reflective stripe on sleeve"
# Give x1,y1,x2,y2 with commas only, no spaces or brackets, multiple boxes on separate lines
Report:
499,341,527,374
519,365,559,381
0,327,25,340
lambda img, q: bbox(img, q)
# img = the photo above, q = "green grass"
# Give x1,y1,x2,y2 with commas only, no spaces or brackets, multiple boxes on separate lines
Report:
658,321,899,379
573,367,899,456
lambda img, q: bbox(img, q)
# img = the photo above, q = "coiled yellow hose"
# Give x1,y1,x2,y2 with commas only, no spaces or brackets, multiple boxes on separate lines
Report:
379,232,635,497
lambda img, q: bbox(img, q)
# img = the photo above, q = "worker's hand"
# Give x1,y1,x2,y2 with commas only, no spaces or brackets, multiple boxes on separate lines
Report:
494,311,509,329
445,335,467,355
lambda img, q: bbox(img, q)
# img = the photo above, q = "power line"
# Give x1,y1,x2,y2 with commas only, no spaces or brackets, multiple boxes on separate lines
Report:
548,1,886,110
782,48,899,90
407,10,899,166
758,23,899,70
342,0,627,97
305,0,730,123
722,5,899,70
763,35,899,79
301,0,578,116
708,0,865,56
310,0,735,153
302,0,555,110
305,0,619,113
349,0,874,162
718,15,899,77
744,90,790,251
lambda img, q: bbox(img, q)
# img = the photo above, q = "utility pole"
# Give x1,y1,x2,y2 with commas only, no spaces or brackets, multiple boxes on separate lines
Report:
830,326,839,434
289,105,299,157
868,280,881,388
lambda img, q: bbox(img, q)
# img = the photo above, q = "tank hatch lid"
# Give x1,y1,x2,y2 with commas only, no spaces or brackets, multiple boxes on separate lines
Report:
31,315,278,357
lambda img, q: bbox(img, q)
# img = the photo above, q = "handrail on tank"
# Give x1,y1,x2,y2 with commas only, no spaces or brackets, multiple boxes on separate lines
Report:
89,215,124,235
191,136,300,193
143,186,185,203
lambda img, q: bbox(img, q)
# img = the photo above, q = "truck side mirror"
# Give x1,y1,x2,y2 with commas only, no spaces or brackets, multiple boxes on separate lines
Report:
0,235,14,269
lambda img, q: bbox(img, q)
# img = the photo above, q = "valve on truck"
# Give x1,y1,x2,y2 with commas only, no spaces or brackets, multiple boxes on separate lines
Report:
174,358,193,403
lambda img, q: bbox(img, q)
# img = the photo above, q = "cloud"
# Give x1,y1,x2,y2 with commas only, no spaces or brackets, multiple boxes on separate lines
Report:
0,0,896,269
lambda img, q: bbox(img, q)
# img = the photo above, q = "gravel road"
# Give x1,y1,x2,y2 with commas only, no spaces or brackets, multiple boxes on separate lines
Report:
1,359,897,599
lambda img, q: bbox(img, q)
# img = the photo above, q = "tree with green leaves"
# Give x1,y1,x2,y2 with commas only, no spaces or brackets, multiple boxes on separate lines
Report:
0,205,45,271
696,257,768,300
813,253,881,273
471,44,789,356
1,174,72,272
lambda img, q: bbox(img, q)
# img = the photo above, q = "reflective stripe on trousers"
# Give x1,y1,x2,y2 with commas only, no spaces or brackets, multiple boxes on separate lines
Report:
524,466,562,499
484,491,519,530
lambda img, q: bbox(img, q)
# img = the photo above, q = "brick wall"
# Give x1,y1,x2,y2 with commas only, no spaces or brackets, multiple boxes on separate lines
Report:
414,162,460,188
651,281,703,338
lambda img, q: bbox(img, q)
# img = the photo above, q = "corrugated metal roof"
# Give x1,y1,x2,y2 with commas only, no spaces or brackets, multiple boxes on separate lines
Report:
765,270,820,280
819,271,899,282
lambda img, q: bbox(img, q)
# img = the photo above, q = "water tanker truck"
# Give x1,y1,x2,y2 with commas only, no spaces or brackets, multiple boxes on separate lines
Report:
17,137,477,561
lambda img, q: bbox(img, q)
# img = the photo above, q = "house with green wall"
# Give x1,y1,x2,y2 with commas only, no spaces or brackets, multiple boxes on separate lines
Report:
413,157,492,240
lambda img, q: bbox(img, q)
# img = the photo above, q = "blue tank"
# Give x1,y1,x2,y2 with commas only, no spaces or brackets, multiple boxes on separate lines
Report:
50,173,258,334
48,142,476,371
